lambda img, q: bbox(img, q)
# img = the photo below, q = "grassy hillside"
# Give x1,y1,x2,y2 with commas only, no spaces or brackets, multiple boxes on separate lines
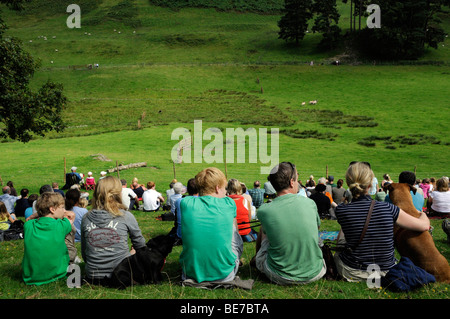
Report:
0,0,449,301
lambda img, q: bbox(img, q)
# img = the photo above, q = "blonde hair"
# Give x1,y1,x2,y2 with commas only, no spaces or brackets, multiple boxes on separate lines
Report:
92,176,126,216
436,177,449,192
36,192,65,217
346,162,374,199
195,167,227,196
0,201,8,219
79,198,89,208
227,178,242,195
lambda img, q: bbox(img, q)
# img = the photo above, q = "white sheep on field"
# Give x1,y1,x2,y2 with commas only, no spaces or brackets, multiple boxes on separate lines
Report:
309,100,317,105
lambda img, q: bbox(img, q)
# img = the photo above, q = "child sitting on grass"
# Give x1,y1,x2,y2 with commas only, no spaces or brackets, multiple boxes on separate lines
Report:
22,192,73,285
0,201,15,230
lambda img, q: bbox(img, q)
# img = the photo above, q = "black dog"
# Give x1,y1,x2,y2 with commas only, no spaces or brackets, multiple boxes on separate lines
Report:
109,234,175,289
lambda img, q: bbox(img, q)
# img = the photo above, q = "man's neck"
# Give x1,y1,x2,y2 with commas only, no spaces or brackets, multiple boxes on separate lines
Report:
276,189,295,197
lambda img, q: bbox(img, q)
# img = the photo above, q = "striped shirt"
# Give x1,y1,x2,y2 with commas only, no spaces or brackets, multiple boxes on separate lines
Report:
335,195,400,271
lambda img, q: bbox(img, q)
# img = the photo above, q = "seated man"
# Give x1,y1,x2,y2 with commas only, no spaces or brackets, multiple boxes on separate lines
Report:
62,167,82,190
121,179,138,211
179,167,243,283
385,171,424,212
263,177,276,199
0,186,18,219
253,162,326,285
247,180,265,209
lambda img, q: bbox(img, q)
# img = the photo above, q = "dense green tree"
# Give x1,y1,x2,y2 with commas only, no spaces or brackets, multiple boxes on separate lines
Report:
353,0,448,59
0,0,66,142
312,0,341,49
278,0,314,44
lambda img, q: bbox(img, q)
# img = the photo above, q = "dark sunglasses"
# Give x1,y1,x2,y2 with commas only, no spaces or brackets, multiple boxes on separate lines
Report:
284,162,297,180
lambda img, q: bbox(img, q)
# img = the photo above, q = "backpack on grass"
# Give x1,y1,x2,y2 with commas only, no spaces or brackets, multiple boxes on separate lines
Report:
0,219,24,242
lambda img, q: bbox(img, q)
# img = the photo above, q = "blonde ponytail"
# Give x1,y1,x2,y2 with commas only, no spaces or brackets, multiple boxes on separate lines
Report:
346,162,374,199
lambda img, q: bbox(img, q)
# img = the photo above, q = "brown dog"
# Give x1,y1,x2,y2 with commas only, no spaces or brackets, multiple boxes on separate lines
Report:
387,183,450,283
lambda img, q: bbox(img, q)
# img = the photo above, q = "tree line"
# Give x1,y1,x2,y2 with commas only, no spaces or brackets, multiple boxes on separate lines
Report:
278,0,450,59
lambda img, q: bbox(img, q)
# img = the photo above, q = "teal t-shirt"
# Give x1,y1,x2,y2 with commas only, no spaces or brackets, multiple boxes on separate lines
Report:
179,196,237,283
385,190,424,212
22,217,72,285
257,193,323,281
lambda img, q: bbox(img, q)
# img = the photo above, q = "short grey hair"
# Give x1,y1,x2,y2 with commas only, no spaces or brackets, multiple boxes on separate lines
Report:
173,182,184,194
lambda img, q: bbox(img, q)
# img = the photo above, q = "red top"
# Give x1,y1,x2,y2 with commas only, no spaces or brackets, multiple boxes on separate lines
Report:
228,194,251,236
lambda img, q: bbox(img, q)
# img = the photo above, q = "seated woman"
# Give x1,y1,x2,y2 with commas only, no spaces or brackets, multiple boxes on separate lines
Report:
130,177,146,197
81,176,147,287
428,177,450,218
0,201,15,230
227,178,257,242
179,167,243,284
334,162,430,282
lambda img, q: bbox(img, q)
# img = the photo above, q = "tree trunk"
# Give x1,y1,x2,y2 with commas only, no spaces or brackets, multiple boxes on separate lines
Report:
350,0,353,32
106,162,147,173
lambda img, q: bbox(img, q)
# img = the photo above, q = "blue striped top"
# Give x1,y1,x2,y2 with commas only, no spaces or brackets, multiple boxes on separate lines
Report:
335,195,400,271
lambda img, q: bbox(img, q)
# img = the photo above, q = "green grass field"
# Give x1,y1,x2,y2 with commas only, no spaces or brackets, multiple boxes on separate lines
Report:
0,0,449,301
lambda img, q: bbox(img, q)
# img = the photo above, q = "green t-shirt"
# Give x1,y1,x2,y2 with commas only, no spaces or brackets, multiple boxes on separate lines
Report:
179,196,237,283
22,217,72,285
257,193,323,281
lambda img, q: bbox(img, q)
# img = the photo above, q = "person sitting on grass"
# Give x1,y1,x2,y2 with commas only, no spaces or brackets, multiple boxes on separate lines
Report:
227,178,257,242
247,180,265,209
120,179,138,211
14,188,30,217
22,192,73,285
384,171,424,212
427,177,450,218
179,167,243,284
81,176,147,287
0,201,15,230
142,181,165,212
130,177,146,210
252,162,326,285
170,178,198,245
169,182,185,217
309,183,332,219
24,194,38,220
65,188,88,243
334,162,430,282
